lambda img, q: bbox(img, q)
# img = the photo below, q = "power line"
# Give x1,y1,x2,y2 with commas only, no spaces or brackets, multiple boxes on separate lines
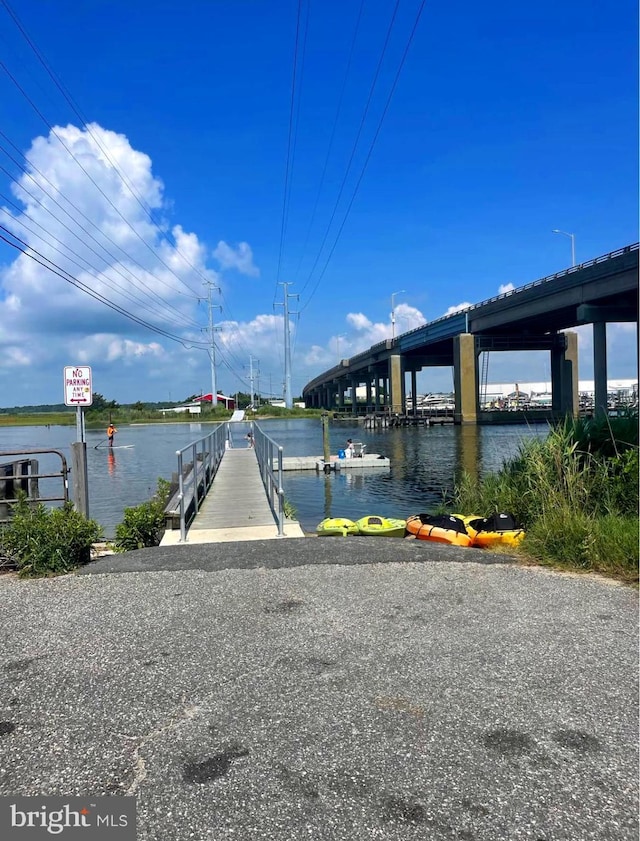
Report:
0,200,200,330
298,0,402,298
299,0,426,311
293,0,365,280
274,0,305,302
0,0,219,293
0,150,203,330
0,225,209,348
0,60,206,300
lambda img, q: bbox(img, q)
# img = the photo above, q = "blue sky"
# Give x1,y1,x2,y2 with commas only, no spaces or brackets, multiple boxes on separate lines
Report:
0,0,637,406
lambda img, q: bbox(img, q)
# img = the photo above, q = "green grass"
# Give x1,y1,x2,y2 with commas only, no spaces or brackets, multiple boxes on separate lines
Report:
0,413,75,426
448,414,639,582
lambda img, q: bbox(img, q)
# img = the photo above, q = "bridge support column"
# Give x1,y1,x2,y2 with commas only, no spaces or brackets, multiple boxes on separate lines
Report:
453,334,479,424
350,375,358,415
410,370,418,416
551,331,578,417
365,378,372,412
592,322,608,416
389,354,405,414
374,375,380,412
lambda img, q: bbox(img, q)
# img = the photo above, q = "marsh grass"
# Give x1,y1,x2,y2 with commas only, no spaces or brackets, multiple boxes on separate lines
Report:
449,415,639,580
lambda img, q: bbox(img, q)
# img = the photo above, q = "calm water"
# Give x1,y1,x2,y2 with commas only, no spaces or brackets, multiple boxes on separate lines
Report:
0,419,545,537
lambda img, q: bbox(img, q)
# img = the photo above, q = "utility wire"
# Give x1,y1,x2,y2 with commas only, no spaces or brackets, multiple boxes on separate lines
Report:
293,0,365,280
273,0,304,302
0,202,199,330
0,60,205,299
280,0,310,275
0,129,205,325
0,0,219,292
299,0,426,311
0,226,209,348
298,0,401,298
0,151,203,330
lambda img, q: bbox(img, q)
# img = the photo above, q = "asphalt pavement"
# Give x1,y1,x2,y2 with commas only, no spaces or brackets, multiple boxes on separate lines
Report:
0,537,637,840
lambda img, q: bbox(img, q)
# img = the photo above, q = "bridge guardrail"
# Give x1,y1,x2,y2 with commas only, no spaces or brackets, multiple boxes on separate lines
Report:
311,243,639,385
252,422,285,537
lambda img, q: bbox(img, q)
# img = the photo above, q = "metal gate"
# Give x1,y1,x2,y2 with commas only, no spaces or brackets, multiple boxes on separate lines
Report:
0,449,70,525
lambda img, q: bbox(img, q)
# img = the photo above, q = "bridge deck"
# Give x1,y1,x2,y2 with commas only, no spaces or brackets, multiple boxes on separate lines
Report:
160,447,304,544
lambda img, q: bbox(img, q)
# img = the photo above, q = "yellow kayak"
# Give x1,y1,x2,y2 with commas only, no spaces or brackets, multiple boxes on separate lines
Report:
316,517,359,537
355,515,407,538
454,513,525,548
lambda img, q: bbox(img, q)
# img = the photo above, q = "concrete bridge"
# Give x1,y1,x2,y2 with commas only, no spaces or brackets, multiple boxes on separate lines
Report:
302,244,638,424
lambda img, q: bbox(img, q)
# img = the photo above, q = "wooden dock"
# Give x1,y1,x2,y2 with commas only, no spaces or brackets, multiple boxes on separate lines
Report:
161,448,304,544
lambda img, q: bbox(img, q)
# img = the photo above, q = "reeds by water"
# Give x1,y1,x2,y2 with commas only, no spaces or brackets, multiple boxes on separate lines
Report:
449,414,639,581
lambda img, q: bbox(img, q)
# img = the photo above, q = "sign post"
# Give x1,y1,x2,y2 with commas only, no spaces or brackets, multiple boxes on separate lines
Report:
64,367,92,517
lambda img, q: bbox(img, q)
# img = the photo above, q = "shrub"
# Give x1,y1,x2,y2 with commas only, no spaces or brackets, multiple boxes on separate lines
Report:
0,496,103,577
114,478,171,551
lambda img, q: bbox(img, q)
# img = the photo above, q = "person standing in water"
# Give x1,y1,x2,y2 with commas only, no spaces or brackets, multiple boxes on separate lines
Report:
107,423,117,447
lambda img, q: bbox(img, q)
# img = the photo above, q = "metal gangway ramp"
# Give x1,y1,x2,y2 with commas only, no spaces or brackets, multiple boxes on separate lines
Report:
161,422,304,545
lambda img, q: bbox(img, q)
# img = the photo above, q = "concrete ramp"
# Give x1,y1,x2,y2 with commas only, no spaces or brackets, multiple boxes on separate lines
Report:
230,410,245,422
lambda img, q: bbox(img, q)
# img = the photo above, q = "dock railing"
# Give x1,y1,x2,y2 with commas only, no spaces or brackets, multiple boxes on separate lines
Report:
252,422,285,536
0,449,69,525
174,424,228,542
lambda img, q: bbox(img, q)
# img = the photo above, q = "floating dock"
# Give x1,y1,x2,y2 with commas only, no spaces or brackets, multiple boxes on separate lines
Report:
282,454,390,471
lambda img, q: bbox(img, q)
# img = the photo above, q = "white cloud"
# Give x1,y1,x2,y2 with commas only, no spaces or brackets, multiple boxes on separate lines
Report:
444,302,472,316
299,304,426,370
213,241,259,277
498,282,515,294
304,345,331,366
105,339,164,363
0,122,253,403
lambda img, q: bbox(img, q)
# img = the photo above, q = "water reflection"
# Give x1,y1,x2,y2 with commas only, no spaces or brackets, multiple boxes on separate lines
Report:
323,473,332,519
456,425,480,482
0,419,544,537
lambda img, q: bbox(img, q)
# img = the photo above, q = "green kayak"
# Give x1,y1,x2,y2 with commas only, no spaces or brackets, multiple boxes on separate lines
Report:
355,515,407,538
316,517,359,537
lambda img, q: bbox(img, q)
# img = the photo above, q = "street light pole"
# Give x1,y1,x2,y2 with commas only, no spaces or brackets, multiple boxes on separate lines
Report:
391,290,405,340
552,229,576,267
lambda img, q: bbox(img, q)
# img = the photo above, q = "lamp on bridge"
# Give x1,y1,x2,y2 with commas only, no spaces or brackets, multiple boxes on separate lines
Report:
391,290,405,339
552,229,576,267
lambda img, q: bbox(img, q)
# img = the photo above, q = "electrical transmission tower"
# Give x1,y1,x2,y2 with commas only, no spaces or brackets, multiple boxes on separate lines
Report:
276,282,298,409
203,281,221,408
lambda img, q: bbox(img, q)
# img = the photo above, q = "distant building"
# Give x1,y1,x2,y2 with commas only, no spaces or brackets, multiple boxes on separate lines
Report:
193,393,236,410
158,404,201,416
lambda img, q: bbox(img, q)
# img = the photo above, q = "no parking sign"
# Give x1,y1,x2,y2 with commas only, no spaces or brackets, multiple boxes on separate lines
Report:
63,366,93,406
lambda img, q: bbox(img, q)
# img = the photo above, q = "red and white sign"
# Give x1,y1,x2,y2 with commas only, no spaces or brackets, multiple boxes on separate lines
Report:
64,366,93,406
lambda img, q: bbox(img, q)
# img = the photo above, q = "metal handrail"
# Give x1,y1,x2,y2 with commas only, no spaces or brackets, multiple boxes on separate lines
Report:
175,424,228,542
252,422,285,537
0,449,69,524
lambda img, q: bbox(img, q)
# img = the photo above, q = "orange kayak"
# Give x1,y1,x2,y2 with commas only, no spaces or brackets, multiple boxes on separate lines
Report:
406,514,473,547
